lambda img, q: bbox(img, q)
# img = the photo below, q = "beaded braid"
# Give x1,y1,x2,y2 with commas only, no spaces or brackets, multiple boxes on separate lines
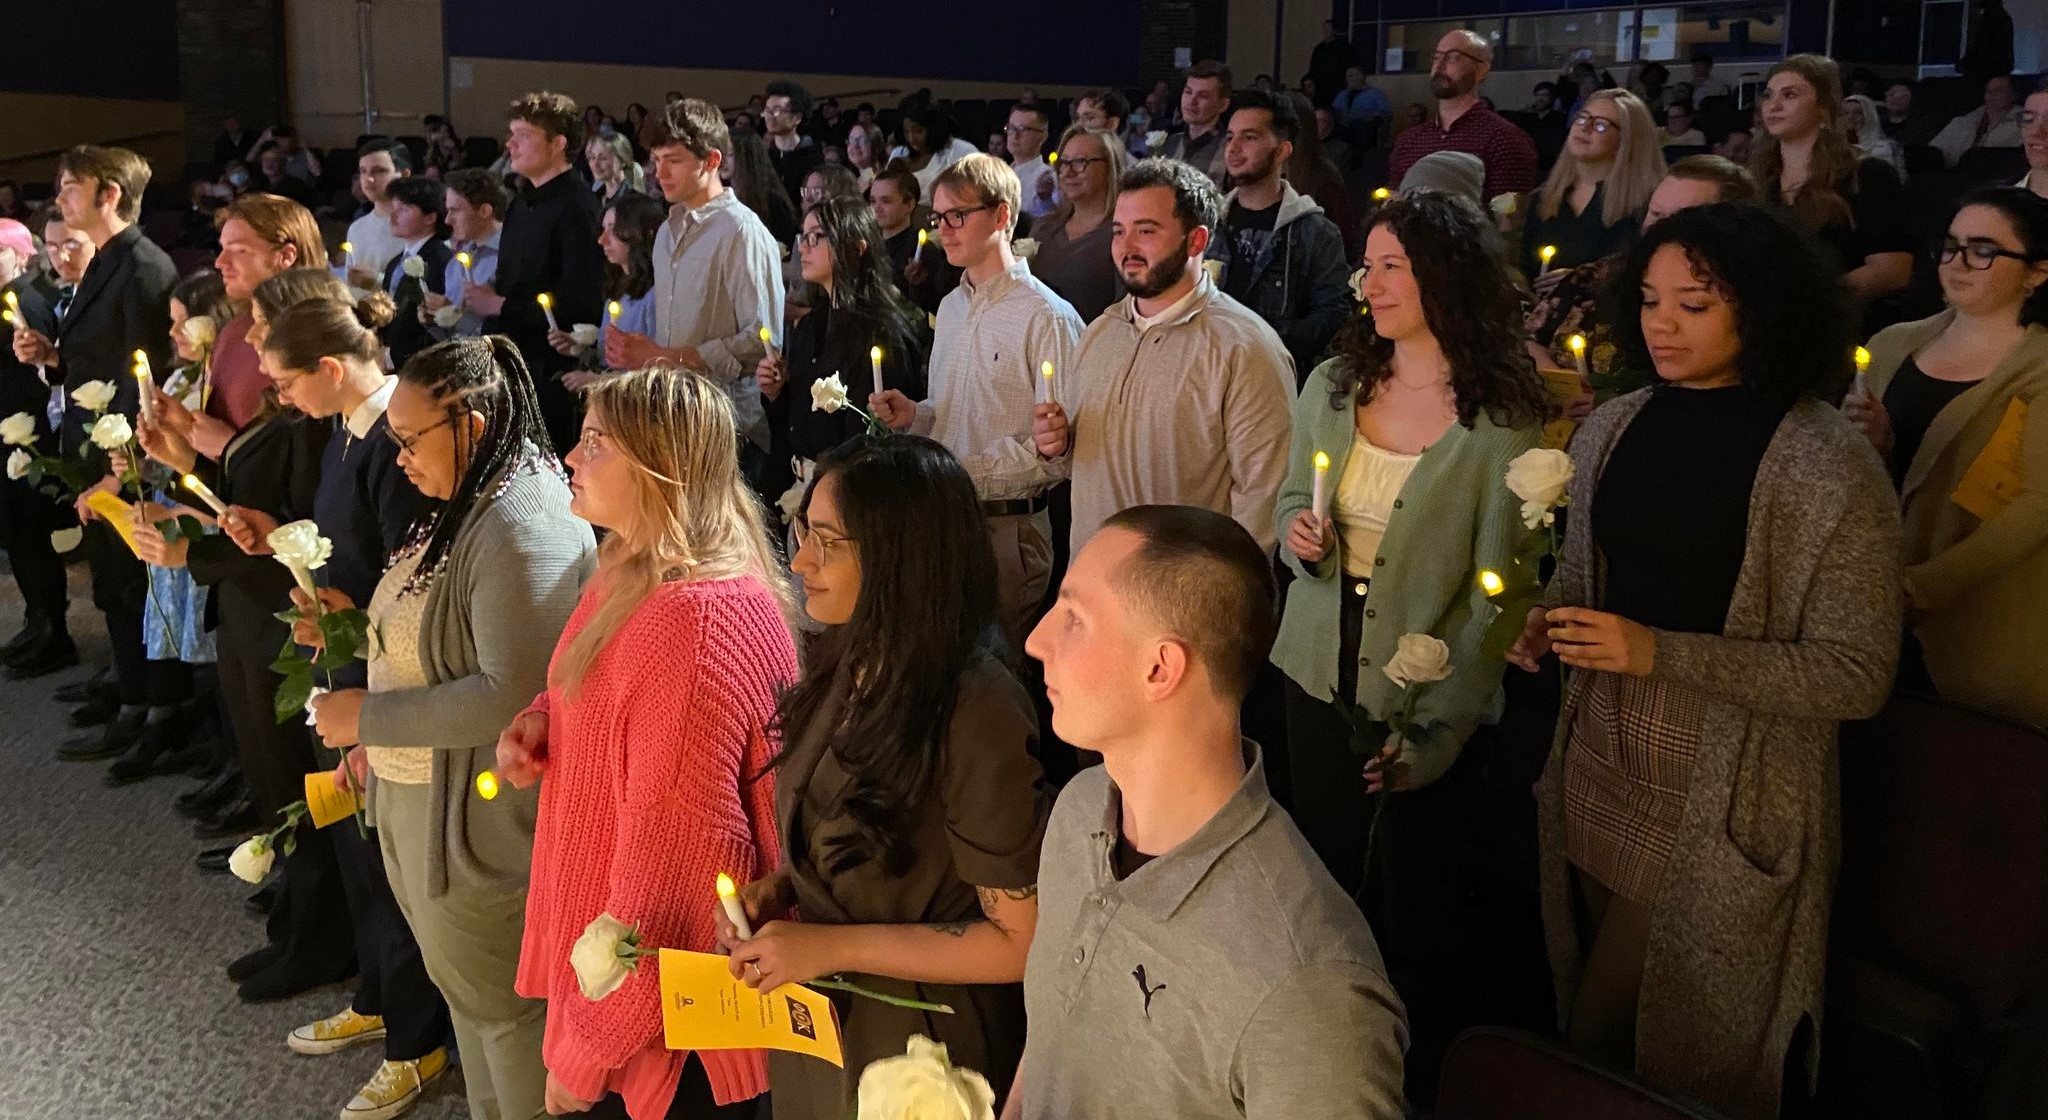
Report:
393,335,561,592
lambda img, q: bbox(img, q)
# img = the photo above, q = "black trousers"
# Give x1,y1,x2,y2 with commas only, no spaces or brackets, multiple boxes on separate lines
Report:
0,482,68,630
584,1055,764,1119
334,816,450,1059
85,521,151,704
1282,581,1370,894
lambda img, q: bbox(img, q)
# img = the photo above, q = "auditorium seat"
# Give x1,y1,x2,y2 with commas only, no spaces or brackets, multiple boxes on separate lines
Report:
1434,1027,1729,1120
1955,147,2028,186
1820,694,2048,1119
1905,145,1948,176
461,136,502,169
1661,145,1710,164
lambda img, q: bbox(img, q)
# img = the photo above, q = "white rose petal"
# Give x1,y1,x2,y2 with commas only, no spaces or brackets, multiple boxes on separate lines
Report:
180,315,218,351
1383,632,1453,689
1010,238,1038,261
1503,448,1574,526
569,912,638,1001
6,448,29,480
775,479,806,522
228,836,274,884
0,412,37,447
401,255,427,279
1201,258,1223,285
432,304,464,329
570,323,600,348
1347,267,1369,304
1145,130,1167,152
71,380,119,413
88,413,133,451
857,1035,997,1120
810,373,850,414
1491,192,1518,217
267,519,334,599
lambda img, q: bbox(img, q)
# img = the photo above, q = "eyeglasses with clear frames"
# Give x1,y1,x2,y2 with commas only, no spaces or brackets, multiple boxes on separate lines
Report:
1571,113,1618,134
793,516,856,560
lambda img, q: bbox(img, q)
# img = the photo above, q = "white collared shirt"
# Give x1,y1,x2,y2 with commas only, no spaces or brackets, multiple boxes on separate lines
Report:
345,376,398,439
1131,277,1205,332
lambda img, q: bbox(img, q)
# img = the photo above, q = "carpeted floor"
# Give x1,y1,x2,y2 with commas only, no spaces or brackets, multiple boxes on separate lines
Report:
0,567,470,1120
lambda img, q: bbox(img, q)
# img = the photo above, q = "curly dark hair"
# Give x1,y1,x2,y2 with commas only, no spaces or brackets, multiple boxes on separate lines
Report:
771,435,1003,878
1607,201,1853,406
1326,190,1553,428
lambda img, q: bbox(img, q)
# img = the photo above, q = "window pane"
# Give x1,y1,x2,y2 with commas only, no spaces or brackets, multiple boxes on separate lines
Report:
1498,10,1639,72
1649,3,1789,64
1382,20,1502,75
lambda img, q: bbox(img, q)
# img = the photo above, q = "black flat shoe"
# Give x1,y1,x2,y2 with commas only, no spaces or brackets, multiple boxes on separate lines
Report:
192,799,258,840
54,668,112,705
236,955,357,1004
176,771,244,820
225,942,285,983
195,844,235,874
0,624,36,660
67,689,121,729
244,882,279,917
103,718,189,787
5,634,77,680
57,712,145,762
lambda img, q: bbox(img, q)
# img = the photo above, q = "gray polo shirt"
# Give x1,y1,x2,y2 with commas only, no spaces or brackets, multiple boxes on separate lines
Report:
1020,744,1409,1119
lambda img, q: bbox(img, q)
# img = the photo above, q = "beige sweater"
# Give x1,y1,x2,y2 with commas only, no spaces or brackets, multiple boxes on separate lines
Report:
1866,312,2048,727
1065,272,1296,553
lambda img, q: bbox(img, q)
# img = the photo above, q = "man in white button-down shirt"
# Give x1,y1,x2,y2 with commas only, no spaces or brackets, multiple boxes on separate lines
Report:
873,153,1084,643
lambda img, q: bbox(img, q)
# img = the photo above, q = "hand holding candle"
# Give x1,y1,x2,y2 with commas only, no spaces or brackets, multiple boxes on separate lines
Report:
537,292,560,333
717,873,754,940
870,344,885,398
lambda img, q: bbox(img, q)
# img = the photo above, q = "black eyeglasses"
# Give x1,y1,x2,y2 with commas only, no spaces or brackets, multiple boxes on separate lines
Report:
1571,113,1618,134
796,230,832,249
385,416,453,455
1056,155,1106,172
1938,237,2037,270
1431,49,1485,67
927,204,995,230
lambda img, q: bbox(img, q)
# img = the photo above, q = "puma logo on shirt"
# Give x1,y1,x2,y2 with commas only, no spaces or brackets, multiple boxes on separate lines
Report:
1133,964,1166,1019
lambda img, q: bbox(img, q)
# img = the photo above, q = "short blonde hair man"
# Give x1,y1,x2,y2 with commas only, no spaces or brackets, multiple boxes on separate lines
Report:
932,153,1022,230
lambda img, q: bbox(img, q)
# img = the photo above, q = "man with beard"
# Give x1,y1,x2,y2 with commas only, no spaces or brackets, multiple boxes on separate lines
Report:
1030,158,1293,554
1388,30,1537,201
1205,91,1351,385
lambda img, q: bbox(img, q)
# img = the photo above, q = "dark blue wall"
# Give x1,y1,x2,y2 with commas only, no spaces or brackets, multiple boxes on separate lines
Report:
443,0,1141,87
5,3,179,99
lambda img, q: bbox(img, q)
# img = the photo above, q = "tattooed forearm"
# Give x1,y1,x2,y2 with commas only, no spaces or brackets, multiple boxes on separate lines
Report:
927,920,976,937
975,885,1037,935
998,885,1038,901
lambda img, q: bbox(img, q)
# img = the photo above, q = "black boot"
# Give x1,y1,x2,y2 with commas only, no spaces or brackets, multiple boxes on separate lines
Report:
103,712,189,786
57,710,146,762
6,632,79,680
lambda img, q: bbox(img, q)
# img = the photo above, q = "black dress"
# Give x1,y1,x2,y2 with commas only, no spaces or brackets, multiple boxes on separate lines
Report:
762,300,929,473
1881,355,1980,490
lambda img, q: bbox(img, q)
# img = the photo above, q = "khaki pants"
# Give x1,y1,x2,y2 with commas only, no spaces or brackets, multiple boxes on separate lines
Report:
989,508,1053,649
377,780,548,1120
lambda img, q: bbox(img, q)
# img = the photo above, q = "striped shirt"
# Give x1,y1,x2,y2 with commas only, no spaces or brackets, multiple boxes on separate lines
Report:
914,259,1084,501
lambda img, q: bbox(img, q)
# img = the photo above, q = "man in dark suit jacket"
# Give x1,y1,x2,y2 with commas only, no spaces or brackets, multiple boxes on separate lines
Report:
11,146,178,760
0,251,76,680
377,176,452,368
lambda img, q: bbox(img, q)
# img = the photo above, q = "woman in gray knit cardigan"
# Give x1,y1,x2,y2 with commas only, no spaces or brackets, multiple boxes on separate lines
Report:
302,337,595,1120
1511,204,1901,1120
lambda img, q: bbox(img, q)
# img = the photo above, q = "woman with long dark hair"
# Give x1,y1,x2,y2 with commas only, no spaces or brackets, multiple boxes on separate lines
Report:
1847,186,2048,725
715,435,1048,1117
551,192,663,381
297,336,595,1120
1513,203,1900,1118
1270,189,1552,1098
757,196,928,512
726,130,800,246
504,366,795,1119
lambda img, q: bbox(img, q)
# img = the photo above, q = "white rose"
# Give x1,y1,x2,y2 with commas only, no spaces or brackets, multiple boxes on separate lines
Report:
401,254,427,279
1010,238,1038,261
1347,267,1369,304
856,1035,996,1120
180,315,218,351
569,912,639,1001
775,478,807,522
0,412,37,447
6,448,29,480
267,519,333,598
228,836,275,884
1383,632,1453,689
1145,130,1167,152
570,323,600,349
810,373,850,414
1503,447,1575,529
89,412,133,451
432,304,464,329
71,380,119,413
1490,192,1518,217
1201,258,1223,285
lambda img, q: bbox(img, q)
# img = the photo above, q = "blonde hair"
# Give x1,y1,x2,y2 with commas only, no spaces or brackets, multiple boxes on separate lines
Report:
1535,89,1666,225
932,153,1022,229
218,193,327,271
549,366,792,691
1751,53,1860,232
1044,125,1126,229
585,132,645,193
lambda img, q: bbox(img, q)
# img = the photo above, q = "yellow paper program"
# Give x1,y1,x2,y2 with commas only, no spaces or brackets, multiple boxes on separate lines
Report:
1950,398,2028,522
658,949,843,1067
84,491,143,558
303,771,363,829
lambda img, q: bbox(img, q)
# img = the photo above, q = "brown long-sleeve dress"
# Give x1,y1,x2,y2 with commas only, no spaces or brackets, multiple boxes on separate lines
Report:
766,657,1051,1119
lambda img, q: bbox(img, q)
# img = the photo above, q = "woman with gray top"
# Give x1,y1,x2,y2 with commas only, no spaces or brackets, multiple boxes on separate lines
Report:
1510,203,1900,1120
301,336,596,1120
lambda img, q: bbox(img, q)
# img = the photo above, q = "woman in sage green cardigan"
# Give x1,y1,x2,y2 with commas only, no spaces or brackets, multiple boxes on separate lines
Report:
1271,194,1551,1099
304,338,595,1120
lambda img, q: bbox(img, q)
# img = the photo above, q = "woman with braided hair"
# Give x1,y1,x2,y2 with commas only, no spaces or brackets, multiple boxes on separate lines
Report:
298,334,595,1120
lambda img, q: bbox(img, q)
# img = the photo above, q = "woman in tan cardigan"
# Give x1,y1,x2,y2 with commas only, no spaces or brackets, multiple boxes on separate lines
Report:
1846,186,2048,727
1514,203,1900,1119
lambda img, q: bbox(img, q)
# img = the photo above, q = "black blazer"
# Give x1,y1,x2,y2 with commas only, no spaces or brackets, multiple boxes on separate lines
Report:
379,237,453,368
2,274,60,422
54,224,177,459
185,410,334,629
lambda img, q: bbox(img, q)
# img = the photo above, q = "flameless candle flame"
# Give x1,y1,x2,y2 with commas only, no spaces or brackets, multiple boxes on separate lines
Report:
180,472,228,516
1047,151,1058,165
0,308,12,325
1567,333,1588,379
916,228,928,250
870,345,885,397
537,292,560,333
607,300,622,323
133,350,155,423
2,290,17,314
1854,347,1871,375
1371,187,1391,201
456,251,472,270
340,241,355,271
475,770,499,800
1538,245,1557,276
1479,569,1504,596
717,872,753,939
1311,450,1331,521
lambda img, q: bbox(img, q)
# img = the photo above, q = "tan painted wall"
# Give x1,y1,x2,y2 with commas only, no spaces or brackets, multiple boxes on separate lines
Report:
284,0,447,149
0,94,185,187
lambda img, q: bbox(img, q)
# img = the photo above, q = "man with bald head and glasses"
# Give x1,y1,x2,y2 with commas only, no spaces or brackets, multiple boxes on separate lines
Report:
1388,29,1538,202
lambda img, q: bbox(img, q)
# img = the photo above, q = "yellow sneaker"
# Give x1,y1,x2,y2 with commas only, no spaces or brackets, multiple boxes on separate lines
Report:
286,1006,387,1056
341,1048,448,1120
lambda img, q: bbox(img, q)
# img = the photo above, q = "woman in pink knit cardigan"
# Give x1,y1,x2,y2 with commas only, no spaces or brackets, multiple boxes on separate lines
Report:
497,367,798,1119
